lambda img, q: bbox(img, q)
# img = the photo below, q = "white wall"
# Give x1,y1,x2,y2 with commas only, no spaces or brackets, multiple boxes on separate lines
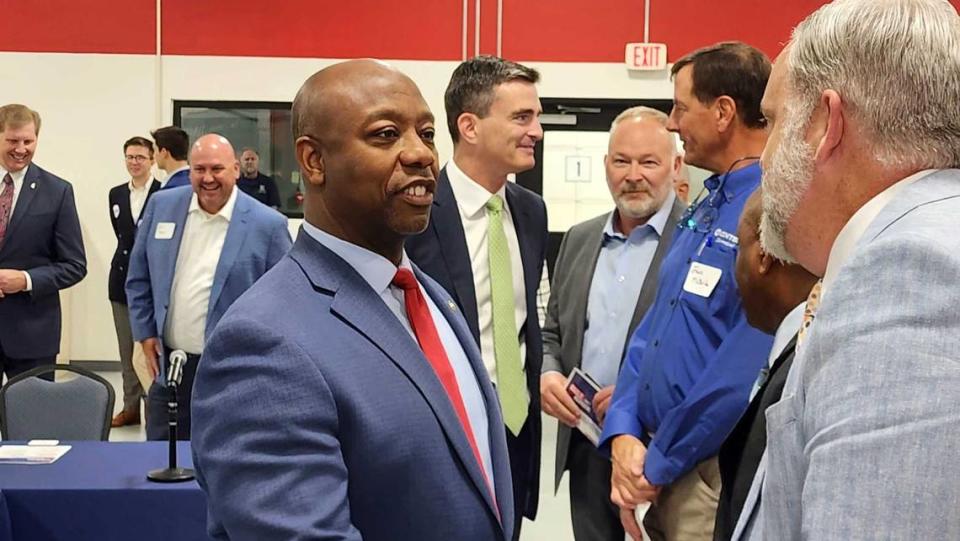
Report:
0,52,674,362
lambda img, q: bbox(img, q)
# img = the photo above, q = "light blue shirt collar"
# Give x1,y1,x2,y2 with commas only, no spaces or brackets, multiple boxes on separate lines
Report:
300,220,410,293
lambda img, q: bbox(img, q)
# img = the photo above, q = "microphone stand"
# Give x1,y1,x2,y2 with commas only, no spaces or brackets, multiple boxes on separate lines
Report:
148,350,195,483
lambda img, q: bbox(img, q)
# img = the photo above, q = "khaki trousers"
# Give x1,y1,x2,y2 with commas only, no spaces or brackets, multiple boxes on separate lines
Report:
643,456,721,541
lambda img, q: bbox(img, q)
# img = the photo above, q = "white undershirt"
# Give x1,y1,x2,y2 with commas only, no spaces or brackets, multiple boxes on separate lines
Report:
129,179,150,224
163,187,237,353
446,159,527,391
821,169,937,300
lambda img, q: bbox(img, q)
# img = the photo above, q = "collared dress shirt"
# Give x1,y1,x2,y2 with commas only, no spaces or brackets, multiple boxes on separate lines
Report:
1,164,34,291
600,162,774,486
300,220,495,489
164,187,237,354
446,159,527,394
581,192,675,388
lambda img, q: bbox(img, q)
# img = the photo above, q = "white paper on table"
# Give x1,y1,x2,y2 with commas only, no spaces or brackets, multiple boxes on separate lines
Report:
0,445,72,464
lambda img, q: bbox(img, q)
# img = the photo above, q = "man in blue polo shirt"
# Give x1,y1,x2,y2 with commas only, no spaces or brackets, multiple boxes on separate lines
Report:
600,41,775,541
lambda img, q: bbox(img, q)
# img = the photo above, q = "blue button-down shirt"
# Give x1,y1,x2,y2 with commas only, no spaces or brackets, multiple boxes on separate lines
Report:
301,221,495,489
581,192,674,388
599,162,773,486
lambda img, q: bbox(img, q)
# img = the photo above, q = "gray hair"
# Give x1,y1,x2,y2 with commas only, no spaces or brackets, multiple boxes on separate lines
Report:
788,0,960,169
610,106,677,153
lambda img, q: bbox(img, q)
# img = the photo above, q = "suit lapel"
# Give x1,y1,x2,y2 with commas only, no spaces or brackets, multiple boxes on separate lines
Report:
208,192,249,315
569,216,607,368
505,182,538,306
4,165,41,242
416,266,512,529
431,169,481,342
291,235,503,525
158,190,192,308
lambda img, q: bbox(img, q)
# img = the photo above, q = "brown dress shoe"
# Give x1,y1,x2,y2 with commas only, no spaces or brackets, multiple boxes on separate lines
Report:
111,409,142,427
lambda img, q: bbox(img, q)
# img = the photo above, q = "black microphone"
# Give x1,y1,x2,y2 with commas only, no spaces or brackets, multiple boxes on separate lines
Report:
147,348,194,483
166,349,187,387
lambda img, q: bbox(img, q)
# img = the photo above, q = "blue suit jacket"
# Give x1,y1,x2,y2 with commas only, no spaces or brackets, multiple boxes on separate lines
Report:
125,186,291,371
0,164,86,358
405,167,547,519
191,232,515,541
161,168,190,190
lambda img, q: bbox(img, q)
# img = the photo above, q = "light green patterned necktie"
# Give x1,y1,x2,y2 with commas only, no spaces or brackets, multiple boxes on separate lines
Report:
486,194,528,435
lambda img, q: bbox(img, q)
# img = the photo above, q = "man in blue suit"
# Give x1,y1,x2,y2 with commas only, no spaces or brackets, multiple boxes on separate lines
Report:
405,56,547,538
0,104,86,381
126,133,291,440
191,60,515,541
152,126,190,190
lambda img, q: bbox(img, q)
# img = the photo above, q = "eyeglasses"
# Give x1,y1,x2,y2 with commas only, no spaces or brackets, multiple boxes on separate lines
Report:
125,155,150,163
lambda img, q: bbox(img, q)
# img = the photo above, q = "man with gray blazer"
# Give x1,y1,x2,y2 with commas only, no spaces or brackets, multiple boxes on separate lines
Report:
734,0,960,539
541,106,683,540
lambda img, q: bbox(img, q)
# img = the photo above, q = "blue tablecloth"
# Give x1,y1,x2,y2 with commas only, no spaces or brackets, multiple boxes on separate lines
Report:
0,441,210,541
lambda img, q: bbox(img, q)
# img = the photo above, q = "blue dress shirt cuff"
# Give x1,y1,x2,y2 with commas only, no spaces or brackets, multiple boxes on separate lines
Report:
597,408,644,452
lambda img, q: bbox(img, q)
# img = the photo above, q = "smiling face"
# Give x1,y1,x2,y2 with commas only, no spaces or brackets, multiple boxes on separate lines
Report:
1,122,37,173
190,135,239,214
604,117,678,224
473,80,543,175
666,65,722,172
295,63,439,256
124,144,154,180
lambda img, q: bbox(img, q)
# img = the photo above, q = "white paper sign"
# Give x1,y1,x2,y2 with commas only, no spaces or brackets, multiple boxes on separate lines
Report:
683,262,722,298
155,222,176,239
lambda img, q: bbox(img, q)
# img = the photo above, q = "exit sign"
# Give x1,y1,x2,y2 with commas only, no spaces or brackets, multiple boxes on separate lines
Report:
625,42,668,71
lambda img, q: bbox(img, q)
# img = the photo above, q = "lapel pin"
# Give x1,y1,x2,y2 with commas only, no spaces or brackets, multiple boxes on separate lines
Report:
30,182,36,189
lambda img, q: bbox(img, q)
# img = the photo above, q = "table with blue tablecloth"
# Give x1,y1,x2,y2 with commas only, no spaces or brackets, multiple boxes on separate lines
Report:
0,441,210,541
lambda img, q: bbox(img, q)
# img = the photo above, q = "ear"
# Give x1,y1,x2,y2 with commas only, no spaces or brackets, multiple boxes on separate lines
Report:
457,112,480,145
813,89,844,165
715,96,737,133
295,136,325,187
672,154,683,175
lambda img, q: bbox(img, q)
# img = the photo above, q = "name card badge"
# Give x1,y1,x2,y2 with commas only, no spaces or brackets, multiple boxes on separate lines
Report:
683,262,722,298
112,204,120,219
155,222,176,240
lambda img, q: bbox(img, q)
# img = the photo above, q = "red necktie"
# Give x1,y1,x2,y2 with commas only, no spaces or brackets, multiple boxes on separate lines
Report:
392,269,494,496
0,174,14,246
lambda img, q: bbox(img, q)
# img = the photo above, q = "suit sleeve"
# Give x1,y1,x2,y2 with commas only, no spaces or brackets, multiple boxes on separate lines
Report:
125,198,156,341
27,182,86,297
791,234,960,539
541,230,570,375
191,314,361,541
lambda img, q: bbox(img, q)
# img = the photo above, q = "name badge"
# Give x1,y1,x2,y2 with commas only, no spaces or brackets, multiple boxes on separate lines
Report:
112,204,120,219
155,222,176,240
683,262,722,298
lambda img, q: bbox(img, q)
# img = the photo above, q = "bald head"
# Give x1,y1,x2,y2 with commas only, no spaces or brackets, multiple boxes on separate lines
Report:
292,60,421,144
190,133,239,214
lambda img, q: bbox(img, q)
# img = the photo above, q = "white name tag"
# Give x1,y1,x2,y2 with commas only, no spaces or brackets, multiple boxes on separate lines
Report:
683,262,722,298
155,222,176,240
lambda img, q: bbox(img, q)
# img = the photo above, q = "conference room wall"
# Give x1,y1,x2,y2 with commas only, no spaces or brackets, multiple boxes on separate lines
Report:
0,51,674,363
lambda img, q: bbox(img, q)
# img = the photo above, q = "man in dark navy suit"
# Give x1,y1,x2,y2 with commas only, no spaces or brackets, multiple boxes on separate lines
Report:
0,103,86,381
152,126,190,190
107,135,161,426
406,55,547,539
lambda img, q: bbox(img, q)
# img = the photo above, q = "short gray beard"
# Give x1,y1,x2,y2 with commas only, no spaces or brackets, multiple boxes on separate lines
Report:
760,102,816,264
616,179,668,221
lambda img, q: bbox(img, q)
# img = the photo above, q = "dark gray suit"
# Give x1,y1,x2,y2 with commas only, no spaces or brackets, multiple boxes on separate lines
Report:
541,198,683,540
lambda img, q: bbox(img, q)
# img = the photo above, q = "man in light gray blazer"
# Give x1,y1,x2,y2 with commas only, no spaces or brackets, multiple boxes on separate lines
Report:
734,0,960,539
540,106,684,540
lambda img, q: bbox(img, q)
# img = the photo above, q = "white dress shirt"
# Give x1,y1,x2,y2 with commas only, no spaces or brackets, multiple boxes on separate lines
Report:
300,220,496,490
164,187,237,354
129,179,150,224
446,159,527,392
1,164,33,291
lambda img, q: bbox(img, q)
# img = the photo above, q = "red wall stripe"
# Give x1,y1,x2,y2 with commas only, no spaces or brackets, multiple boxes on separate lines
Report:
160,0,462,60
479,0,500,56
0,0,155,55
466,0,477,58
501,0,646,62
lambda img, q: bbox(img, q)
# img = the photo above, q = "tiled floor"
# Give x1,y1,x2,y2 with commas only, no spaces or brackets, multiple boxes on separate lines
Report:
99,371,576,540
